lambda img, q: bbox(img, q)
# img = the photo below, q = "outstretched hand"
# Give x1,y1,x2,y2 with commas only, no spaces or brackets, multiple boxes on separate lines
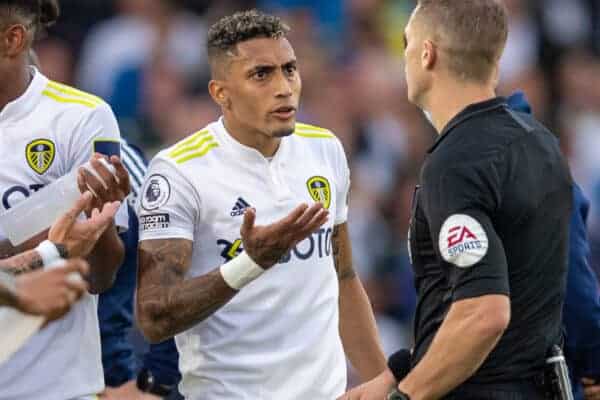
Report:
241,203,329,268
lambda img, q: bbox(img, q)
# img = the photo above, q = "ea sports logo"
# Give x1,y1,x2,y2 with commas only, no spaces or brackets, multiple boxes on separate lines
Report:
439,214,488,268
447,226,477,248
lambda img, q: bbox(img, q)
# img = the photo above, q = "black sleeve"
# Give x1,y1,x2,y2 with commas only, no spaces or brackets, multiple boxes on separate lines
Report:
422,156,509,302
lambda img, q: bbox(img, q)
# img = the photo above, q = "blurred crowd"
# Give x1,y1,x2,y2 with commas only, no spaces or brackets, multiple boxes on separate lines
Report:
38,0,600,360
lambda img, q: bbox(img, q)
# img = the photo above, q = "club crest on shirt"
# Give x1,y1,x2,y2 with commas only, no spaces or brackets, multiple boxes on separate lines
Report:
141,174,171,211
438,214,488,268
26,139,55,175
306,176,331,209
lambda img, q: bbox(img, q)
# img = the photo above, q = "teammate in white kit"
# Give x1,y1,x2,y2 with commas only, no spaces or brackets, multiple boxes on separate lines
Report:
136,10,386,399
0,1,130,399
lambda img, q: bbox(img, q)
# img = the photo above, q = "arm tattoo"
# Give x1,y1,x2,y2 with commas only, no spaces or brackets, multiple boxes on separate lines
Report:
0,250,44,275
332,223,357,281
137,239,238,341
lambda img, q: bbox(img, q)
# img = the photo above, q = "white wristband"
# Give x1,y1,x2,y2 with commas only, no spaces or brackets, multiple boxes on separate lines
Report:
220,252,264,290
35,240,62,268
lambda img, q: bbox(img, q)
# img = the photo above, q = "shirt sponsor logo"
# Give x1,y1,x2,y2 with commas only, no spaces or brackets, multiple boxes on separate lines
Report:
140,213,170,230
26,139,55,175
141,174,171,211
218,227,333,263
439,214,488,268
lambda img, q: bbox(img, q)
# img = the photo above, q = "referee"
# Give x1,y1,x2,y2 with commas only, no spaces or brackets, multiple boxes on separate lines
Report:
340,1,573,399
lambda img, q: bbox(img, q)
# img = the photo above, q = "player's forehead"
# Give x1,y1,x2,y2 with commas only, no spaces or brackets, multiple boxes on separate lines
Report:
232,37,296,69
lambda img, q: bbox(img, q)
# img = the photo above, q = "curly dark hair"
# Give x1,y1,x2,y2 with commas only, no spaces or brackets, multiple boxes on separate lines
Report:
207,9,290,72
0,0,60,33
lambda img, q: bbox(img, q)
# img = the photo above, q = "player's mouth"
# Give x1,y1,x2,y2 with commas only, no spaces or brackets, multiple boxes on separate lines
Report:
271,106,296,120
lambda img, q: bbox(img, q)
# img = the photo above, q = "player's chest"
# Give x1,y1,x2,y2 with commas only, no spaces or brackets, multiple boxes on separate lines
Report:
0,123,64,211
198,157,337,231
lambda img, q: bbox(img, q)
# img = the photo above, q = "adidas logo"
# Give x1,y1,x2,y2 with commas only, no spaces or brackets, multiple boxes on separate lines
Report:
230,197,251,217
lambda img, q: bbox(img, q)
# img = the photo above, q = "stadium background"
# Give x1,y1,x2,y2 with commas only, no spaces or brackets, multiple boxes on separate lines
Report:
36,0,600,391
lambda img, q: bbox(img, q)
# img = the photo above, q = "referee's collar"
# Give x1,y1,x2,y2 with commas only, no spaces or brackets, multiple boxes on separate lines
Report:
427,96,507,154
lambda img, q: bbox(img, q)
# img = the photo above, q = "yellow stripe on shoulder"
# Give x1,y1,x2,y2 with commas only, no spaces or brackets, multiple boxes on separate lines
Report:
42,90,98,109
294,122,335,139
295,122,329,132
46,81,103,105
169,135,216,159
169,129,210,155
175,143,219,164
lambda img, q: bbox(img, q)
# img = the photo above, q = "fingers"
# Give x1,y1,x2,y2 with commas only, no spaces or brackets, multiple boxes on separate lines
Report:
292,202,324,228
60,258,90,277
278,203,310,227
79,165,105,199
583,378,597,385
89,156,116,191
286,204,329,243
240,207,256,238
110,155,130,194
49,192,93,241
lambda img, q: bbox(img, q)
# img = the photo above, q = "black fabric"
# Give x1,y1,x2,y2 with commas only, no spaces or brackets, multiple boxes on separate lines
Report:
409,97,573,384
444,380,548,400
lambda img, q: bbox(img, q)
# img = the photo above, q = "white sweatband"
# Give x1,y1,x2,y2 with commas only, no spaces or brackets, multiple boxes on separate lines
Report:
220,252,264,290
35,240,62,267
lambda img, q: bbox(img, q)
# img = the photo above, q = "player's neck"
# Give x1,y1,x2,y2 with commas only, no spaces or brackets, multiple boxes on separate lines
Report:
0,63,32,113
425,82,496,134
222,117,281,158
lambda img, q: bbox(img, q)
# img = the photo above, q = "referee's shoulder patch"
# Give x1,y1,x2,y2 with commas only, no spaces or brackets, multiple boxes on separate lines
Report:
439,214,488,268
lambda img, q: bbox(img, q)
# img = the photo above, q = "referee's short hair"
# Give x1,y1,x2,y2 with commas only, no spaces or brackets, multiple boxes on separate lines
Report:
207,9,290,77
415,0,508,83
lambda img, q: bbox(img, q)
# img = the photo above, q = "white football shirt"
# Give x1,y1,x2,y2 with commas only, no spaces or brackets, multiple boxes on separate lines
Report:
138,118,350,399
0,68,128,400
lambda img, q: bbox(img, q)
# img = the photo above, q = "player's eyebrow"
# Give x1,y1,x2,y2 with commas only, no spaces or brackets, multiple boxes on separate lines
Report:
247,64,276,76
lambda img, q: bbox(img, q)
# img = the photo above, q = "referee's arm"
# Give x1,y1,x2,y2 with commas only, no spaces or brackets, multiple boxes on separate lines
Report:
399,295,509,399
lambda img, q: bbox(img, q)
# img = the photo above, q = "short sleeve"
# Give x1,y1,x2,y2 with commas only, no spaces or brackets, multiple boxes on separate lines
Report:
67,103,129,231
137,157,199,241
423,158,509,301
333,138,350,225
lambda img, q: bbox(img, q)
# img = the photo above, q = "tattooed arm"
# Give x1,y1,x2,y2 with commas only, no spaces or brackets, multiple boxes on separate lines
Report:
136,204,330,343
335,222,387,382
136,239,238,343
0,249,44,275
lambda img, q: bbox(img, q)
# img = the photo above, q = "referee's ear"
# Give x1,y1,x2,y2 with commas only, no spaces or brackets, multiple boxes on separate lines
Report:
208,80,230,110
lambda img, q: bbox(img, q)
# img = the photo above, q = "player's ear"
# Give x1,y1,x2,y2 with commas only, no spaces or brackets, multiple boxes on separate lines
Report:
422,39,437,70
208,80,230,109
1,24,29,58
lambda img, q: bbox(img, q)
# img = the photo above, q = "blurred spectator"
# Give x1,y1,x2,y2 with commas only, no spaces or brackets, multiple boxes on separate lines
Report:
76,0,208,123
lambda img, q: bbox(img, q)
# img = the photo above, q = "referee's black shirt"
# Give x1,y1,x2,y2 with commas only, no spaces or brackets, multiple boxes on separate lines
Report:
408,97,573,383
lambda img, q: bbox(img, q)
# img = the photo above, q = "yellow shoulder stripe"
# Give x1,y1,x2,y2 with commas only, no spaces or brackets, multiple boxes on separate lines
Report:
42,90,98,108
169,135,216,158
295,122,329,133
46,81,103,105
169,130,210,154
294,122,335,139
175,143,219,164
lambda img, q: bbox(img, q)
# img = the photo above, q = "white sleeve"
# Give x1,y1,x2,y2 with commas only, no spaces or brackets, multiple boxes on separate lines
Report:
137,157,199,241
67,102,129,231
333,138,350,225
